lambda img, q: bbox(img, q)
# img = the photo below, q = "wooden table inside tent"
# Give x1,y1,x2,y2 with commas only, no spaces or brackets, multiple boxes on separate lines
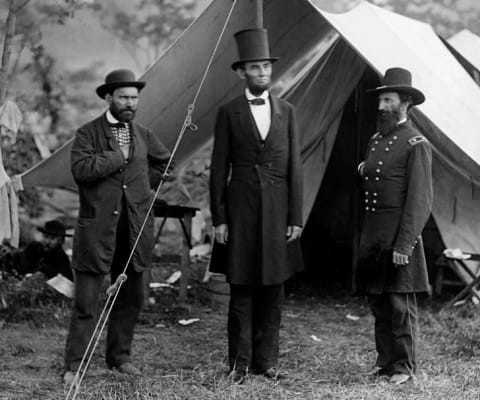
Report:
149,201,199,301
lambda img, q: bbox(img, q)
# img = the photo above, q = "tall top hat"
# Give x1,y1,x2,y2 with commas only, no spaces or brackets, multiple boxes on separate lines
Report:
231,28,279,70
38,220,72,237
367,67,425,105
96,69,146,99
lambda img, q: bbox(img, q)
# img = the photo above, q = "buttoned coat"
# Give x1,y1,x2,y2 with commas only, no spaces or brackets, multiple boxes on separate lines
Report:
209,94,303,285
357,120,433,293
70,114,170,274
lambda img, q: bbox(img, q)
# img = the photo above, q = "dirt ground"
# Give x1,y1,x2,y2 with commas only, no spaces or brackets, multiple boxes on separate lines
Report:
1,286,480,400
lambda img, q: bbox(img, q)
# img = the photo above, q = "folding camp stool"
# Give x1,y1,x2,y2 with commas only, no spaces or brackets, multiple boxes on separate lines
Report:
440,249,480,309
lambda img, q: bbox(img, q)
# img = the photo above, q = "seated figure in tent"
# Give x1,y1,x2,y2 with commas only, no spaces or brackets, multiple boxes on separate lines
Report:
0,219,73,282
357,67,433,385
209,28,303,384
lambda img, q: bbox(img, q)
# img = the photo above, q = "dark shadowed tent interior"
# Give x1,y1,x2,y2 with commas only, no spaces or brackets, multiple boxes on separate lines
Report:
19,0,480,291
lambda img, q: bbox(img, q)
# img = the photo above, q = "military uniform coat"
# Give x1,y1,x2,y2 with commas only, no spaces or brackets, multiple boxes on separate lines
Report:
357,120,433,293
70,114,170,274
209,94,303,285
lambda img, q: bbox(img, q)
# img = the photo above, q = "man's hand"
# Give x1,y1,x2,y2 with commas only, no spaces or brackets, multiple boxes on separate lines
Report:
286,225,302,243
120,144,130,160
393,250,409,267
214,224,228,245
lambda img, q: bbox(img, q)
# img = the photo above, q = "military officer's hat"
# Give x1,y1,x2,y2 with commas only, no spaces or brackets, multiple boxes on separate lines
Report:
231,28,279,70
368,67,425,105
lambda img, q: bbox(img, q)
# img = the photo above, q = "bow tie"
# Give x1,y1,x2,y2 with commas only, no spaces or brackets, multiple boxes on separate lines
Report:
248,98,266,106
110,122,128,129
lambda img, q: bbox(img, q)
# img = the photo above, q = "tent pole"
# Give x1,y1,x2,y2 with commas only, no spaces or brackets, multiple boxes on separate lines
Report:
256,0,263,28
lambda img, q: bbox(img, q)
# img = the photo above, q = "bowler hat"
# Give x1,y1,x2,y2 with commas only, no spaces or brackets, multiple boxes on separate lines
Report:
38,220,72,237
231,28,279,70
96,69,146,99
368,67,425,105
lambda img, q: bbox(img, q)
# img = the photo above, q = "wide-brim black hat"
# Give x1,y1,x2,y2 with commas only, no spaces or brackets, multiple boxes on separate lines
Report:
367,67,425,105
231,28,279,70
38,220,72,237
96,69,146,99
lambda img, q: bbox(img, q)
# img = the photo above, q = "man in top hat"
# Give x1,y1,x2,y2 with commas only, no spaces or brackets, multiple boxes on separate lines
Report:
63,69,171,385
209,28,303,384
357,67,433,385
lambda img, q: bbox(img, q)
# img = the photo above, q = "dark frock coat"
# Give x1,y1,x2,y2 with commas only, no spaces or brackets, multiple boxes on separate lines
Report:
70,114,170,274
357,121,433,294
209,94,303,286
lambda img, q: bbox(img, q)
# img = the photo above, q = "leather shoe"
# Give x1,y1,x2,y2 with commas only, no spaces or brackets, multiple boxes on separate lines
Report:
365,367,391,379
228,369,246,385
259,367,289,380
114,362,142,376
390,373,412,385
63,371,78,386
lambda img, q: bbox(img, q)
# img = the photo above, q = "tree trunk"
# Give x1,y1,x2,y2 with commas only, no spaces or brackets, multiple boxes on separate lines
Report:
0,0,17,104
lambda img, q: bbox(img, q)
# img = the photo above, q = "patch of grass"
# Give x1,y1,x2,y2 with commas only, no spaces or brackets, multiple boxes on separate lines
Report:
1,293,480,399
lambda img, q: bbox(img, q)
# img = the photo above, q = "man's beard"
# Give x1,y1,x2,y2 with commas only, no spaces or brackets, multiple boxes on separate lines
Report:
376,109,400,135
110,104,136,122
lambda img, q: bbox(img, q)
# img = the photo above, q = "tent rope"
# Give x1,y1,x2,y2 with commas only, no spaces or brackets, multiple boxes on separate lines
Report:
65,1,238,398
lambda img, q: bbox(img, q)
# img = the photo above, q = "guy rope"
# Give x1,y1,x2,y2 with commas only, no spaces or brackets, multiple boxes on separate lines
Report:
65,1,238,398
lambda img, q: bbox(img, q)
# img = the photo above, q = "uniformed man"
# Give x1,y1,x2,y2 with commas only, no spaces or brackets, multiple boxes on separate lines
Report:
357,67,433,385
209,28,303,384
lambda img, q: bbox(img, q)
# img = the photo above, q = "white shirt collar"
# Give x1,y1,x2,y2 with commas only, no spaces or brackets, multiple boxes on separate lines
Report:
245,88,269,101
106,110,120,124
397,117,407,125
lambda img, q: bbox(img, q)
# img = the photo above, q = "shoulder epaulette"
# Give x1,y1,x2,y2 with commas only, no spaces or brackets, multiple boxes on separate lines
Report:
408,135,428,146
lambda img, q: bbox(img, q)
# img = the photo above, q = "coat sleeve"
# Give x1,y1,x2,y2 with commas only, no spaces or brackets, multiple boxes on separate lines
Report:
394,140,433,256
146,129,172,189
209,106,230,227
287,105,303,227
71,127,125,184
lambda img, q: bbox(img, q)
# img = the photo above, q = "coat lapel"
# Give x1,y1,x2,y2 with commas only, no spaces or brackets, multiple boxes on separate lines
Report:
100,113,118,151
234,97,259,144
268,95,282,140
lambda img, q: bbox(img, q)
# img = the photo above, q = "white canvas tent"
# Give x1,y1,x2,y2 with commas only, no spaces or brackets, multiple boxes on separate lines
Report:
19,0,480,287
448,29,480,77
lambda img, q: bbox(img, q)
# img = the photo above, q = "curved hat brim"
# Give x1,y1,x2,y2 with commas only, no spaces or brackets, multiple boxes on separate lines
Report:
231,57,279,71
367,85,425,106
38,227,73,237
96,81,146,99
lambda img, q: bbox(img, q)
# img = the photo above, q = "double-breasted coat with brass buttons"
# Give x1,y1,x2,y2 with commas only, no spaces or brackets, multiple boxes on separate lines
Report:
209,94,303,285
357,120,433,293
70,114,171,274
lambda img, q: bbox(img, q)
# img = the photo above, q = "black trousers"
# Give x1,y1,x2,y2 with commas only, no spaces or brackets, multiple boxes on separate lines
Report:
64,207,144,371
228,284,283,372
368,292,418,375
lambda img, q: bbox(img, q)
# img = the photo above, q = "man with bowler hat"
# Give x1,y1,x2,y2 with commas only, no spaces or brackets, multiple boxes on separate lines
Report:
63,69,171,385
210,28,303,384
357,67,433,385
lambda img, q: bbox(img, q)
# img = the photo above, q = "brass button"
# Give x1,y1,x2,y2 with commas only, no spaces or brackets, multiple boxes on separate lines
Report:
385,148,390,152
378,161,383,165
371,207,376,212
373,193,378,196
113,210,119,215
371,148,376,152
376,169,380,173
122,184,127,189
365,206,369,211
375,177,380,181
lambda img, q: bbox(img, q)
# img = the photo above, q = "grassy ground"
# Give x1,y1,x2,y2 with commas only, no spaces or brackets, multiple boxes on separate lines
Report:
1,290,480,400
